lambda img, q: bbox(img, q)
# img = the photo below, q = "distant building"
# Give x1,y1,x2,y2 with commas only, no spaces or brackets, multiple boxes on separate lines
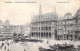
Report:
0,19,30,39
22,24,30,36
0,19,13,38
30,5,58,39
0,20,4,33
0,20,4,38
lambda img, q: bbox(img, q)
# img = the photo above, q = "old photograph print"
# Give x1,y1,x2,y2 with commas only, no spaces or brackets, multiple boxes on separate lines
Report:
0,0,80,51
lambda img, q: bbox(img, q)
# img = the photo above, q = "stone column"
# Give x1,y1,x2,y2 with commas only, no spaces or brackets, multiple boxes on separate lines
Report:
40,22,41,39
39,33,40,39
44,33,45,38
31,33,32,38
63,35,64,40
37,32,39,39
51,32,54,39
40,33,41,39
47,32,49,39
45,33,46,39
73,35,75,41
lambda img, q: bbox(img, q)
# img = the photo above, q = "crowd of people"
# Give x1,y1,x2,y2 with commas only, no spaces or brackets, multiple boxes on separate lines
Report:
0,40,14,51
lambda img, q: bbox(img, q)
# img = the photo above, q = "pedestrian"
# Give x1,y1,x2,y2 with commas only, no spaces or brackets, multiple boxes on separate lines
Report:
2,43,4,46
4,46,6,50
47,40,49,44
7,43,9,46
10,42,11,45
1,45,2,49
1,43,4,49
24,49,26,51
11,41,13,44
7,49,9,51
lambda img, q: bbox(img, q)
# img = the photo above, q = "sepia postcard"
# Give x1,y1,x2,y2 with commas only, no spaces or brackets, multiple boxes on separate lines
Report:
0,0,80,51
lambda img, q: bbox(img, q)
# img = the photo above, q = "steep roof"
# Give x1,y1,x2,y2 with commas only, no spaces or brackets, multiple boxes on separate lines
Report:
74,8,80,19
32,12,57,22
62,12,73,20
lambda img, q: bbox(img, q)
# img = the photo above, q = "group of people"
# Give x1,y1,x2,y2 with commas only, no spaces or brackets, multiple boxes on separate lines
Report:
0,40,14,51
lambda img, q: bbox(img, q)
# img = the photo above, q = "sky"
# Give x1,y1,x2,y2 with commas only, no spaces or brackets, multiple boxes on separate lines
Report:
0,0,80,25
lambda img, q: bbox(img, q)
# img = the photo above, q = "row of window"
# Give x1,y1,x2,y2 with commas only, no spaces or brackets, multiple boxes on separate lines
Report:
31,32,51,35
33,15,57,22
32,22,56,26
31,27,51,31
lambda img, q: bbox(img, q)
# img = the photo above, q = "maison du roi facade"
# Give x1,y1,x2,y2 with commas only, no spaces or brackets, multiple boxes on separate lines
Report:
30,5,80,40
30,5,57,39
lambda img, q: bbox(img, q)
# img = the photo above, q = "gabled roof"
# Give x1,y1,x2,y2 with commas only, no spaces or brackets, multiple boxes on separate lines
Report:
74,8,80,19
32,12,57,22
61,13,73,21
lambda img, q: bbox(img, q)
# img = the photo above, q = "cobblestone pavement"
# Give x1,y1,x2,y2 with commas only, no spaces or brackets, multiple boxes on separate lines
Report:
0,39,80,51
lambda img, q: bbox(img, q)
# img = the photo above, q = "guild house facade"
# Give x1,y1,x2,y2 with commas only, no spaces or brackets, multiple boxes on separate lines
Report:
57,8,80,41
30,5,58,39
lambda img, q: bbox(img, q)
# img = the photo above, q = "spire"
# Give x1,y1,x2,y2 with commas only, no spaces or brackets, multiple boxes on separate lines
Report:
39,5,42,15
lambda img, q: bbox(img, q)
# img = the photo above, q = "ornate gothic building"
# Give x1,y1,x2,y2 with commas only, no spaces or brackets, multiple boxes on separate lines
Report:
30,5,58,39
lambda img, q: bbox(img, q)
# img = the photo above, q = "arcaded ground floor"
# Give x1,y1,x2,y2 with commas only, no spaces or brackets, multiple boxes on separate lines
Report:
30,32,55,39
